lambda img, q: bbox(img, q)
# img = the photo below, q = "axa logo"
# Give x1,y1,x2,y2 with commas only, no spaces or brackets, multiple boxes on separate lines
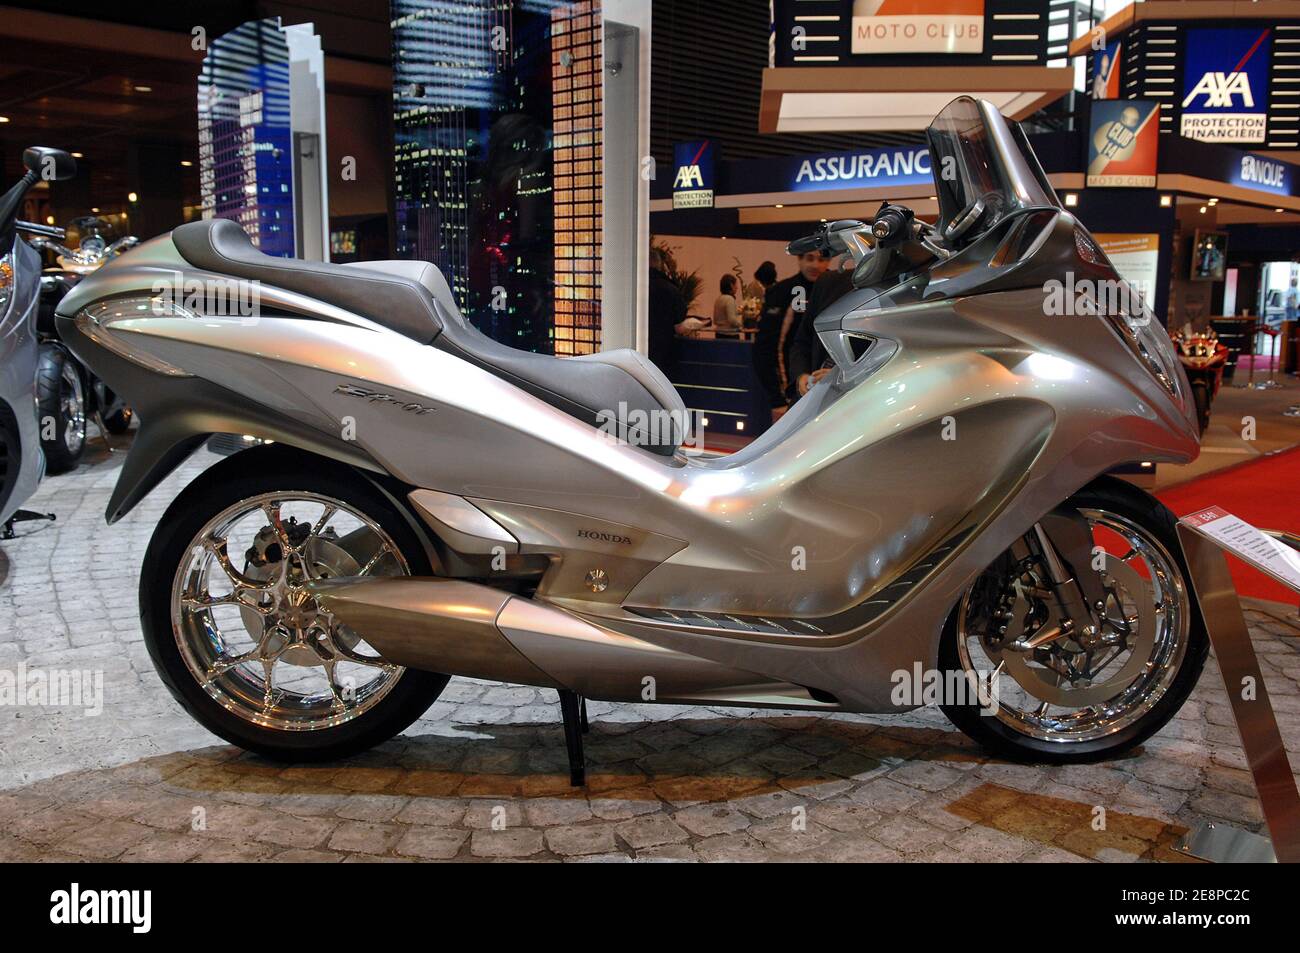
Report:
673,164,703,189
1183,71,1255,109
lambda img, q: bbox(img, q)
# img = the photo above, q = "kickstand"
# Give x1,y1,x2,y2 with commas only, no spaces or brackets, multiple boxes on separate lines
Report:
557,689,587,786
580,697,590,733
91,410,119,453
2,509,56,540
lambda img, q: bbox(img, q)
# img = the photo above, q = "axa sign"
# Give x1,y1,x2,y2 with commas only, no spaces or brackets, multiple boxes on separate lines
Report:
1180,28,1271,143
672,140,715,210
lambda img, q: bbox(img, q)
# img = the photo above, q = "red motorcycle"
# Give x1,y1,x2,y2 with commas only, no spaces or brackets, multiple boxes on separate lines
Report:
1171,327,1228,434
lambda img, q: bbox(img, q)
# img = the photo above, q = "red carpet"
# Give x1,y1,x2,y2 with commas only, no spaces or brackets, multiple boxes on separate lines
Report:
1158,446,1300,604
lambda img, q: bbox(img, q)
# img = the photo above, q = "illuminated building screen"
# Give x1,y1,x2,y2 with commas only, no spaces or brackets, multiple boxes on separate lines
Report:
392,0,603,354
198,19,296,258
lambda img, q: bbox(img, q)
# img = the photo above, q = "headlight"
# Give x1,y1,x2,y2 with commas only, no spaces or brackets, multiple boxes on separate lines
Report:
1106,305,1180,398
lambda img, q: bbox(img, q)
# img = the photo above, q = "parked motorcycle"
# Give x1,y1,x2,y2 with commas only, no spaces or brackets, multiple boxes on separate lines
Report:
0,147,76,536
57,98,1207,779
1171,325,1228,435
20,215,138,472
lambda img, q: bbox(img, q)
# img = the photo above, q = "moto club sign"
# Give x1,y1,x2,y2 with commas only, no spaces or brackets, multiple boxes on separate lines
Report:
851,0,984,56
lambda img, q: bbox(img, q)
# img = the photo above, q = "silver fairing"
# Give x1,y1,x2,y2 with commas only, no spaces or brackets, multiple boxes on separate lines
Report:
56,205,1199,713
0,238,45,526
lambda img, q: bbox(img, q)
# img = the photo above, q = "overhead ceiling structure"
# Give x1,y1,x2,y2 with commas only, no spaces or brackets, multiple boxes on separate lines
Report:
0,2,390,216
759,66,1078,133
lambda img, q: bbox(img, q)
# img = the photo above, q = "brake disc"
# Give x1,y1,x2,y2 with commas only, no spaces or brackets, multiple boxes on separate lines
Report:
991,553,1156,708
240,528,364,668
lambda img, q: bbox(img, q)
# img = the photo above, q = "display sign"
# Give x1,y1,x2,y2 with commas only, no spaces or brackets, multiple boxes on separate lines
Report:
1087,100,1159,188
1091,39,1122,100
1233,152,1291,196
1182,506,1300,591
1181,27,1271,144
785,144,933,193
673,140,715,210
1093,234,1159,304
850,0,984,56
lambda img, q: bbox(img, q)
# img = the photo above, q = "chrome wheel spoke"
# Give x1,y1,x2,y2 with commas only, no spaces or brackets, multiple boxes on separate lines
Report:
359,544,393,577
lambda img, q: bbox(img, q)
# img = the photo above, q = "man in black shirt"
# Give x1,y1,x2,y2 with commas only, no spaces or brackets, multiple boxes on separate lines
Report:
648,248,688,377
787,265,855,402
752,250,827,419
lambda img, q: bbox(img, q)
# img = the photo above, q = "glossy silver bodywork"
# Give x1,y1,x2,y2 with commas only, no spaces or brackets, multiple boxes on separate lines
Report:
0,238,45,526
56,107,1200,714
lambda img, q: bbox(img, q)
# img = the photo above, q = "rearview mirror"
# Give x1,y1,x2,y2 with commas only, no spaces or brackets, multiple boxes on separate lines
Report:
22,147,77,182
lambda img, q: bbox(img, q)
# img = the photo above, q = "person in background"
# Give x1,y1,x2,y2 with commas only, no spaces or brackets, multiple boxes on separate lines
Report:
1286,276,1298,325
713,274,743,337
752,251,829,421
787,263,855,402
648,247,690,377
746,260,778,303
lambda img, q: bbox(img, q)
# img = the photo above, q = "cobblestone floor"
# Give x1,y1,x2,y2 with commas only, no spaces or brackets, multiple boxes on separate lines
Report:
2,446,1298,862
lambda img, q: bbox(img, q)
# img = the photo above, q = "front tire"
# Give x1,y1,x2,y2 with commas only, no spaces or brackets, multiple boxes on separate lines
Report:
141,447,448,761
940,476,1208,764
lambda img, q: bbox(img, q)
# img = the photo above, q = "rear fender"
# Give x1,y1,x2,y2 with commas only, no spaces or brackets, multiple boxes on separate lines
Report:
57,312,382,523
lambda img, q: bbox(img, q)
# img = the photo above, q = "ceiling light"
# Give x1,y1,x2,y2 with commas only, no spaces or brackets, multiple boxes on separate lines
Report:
1063,192,1079,207
128,192,138,203
46,215,55,225
1199,206,1207,214
774,204,783,209
1160,194,1172,207
133,85,152,93
180,160,193,167
0,116,9,123
71,152,84,159
1277,208,1285,213
91,207,100,213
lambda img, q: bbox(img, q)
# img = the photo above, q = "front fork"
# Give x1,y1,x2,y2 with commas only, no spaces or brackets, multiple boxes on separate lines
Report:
1020,513,1109,650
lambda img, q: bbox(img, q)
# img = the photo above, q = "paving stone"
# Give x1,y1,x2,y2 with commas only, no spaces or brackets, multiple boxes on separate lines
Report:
469,828,545,858
544,823,620,856
395,827,469,860
615,813,690,849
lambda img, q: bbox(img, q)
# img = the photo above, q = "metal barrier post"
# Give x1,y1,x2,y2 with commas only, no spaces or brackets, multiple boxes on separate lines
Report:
1174,519,1300,863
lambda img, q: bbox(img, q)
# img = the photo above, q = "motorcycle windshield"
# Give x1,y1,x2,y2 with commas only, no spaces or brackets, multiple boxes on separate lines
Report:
926,96,1061,241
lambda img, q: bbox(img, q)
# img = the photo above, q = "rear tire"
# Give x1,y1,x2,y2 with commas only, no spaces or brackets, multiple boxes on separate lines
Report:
940,476,1208,764
35,344,85,474
141,447,449,761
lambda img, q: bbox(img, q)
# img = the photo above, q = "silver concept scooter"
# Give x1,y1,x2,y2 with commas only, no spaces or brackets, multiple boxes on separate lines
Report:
57,99,1206,781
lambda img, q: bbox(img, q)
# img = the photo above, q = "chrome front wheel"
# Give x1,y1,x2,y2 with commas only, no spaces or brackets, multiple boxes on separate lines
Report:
941,477,1207,762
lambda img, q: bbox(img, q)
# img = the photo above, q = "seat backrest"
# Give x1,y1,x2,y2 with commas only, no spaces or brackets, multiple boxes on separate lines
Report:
171,219,443,344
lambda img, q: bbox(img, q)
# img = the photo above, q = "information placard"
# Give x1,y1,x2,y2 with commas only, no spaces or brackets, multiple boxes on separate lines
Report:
1181,506,1300,591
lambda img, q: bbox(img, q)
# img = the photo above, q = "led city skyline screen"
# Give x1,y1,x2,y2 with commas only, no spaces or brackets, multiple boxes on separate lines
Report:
391,0,603,354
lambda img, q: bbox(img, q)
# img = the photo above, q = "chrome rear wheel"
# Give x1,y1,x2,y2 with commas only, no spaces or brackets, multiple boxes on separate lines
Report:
172,491,409,732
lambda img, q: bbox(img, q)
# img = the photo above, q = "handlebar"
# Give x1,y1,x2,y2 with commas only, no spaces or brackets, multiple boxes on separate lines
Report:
17,219,65,239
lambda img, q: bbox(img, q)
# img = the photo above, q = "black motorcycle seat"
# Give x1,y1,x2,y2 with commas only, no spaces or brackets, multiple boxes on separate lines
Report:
170,219,684,454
